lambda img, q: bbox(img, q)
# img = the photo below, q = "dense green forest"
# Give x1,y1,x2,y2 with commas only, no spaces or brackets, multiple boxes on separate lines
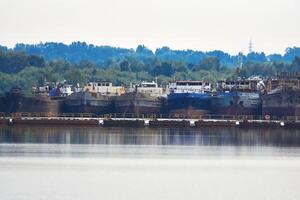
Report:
2,42,300,66
0,43,300,95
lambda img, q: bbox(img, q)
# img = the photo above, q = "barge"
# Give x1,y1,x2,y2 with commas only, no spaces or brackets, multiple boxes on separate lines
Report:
211,78,263,116
114,81,165,115
167,80,212,117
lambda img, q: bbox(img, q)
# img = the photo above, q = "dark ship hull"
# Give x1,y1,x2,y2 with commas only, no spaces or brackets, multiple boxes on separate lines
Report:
167,93,212,117
114,93,164,115
64,92,113,114
262,87,300,117
211,92,261,116
0,93,65,114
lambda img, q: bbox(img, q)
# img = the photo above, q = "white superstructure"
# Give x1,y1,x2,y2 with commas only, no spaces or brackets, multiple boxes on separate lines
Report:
132,81,163,97
59,85,73,96
217,78,262,92
168,81,211,94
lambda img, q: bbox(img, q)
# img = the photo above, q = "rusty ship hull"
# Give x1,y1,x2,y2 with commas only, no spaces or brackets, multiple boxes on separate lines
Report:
114,93,164,115
211,92,262,116
262,87,300,117
64,92,114,114
0,93,65,114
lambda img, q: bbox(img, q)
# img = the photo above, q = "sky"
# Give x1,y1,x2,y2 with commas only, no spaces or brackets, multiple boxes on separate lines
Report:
0,0,299,54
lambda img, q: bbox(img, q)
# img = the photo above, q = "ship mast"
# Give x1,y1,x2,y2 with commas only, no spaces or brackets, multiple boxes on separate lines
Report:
234,52,243,79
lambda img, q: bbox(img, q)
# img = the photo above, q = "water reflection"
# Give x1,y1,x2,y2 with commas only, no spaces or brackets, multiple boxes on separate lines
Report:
0,125,299,147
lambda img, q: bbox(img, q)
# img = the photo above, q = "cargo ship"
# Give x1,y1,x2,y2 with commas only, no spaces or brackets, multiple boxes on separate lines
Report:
0,86,23,114
262,73,300,117
211,78,263,116
22,83,72,114
167,80,212,117
64,81,125,114
114,81,165,115
0,83,72,114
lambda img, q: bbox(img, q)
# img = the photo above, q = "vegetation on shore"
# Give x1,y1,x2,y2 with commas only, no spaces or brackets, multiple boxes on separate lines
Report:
0,43,300,95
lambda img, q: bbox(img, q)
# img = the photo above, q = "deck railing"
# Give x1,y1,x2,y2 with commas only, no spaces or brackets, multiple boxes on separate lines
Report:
2,112,300,123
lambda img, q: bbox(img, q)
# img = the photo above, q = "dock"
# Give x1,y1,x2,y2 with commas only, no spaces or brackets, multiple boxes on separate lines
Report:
1,112,300,128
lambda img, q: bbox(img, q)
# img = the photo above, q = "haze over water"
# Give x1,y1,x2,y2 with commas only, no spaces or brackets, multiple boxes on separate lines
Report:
0,126,300,200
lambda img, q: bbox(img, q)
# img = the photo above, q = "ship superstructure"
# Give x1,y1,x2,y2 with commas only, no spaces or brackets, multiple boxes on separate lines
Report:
167,80,212,117
211,78,263,115
64,81,125,114
262,73,300,117
114,81,165,115
84,81,125,96
5,82,74,114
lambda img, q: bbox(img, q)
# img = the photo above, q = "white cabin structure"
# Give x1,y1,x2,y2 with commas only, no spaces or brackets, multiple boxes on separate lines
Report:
168,81,211,94
60,85,73,96
217,79,261,92
132,81,164,97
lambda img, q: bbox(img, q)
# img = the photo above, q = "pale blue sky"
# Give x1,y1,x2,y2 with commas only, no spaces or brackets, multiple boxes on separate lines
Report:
0,0,299,54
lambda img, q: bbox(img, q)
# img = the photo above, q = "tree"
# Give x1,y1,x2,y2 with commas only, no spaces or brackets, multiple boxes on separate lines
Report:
120,60,131,71
193,57,220,71
28,55,45,67
290,56,300,72
151,62,174,76
136,45,153,56
173,61,188,73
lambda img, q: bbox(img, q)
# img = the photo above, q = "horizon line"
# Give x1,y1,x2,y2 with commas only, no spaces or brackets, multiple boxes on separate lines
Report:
1,41,299,56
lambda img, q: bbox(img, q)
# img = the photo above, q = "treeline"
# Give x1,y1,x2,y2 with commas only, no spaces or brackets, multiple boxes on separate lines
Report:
0,46,300,95
0,49,232,94
1,42,300,66
240,56,300,77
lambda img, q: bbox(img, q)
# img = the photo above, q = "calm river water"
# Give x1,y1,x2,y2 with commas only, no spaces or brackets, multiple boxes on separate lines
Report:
0,125,300,200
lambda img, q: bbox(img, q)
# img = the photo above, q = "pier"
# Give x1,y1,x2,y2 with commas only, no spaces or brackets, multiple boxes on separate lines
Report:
1,112,300,128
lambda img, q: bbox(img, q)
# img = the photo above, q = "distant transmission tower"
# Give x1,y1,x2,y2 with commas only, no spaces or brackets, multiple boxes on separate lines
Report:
248,40,253,53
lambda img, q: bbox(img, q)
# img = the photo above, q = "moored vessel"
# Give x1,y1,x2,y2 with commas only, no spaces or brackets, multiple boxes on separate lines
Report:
262,73,300,117
167,80,212,117
21,83,72,114
0,83,72,114
114,81,165,115
64,81,125,114
211,78,263,116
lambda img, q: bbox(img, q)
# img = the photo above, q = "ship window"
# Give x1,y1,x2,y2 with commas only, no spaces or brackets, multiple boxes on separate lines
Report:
142,84,156,88
186,82,203,86
205,82,209,86
239,101,244,106
177,82,188,86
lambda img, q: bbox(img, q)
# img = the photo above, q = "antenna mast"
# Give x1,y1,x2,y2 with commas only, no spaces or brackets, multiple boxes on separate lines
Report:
248,40,253,54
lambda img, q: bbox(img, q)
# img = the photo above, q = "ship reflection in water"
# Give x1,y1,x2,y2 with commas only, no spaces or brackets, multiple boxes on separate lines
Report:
0,126,300,157
0,126,300,200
